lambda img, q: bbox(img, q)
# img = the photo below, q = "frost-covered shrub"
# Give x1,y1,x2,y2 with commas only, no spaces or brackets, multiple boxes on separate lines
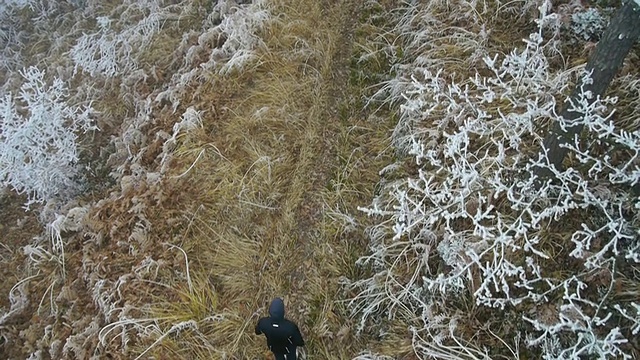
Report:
201,0,269,75
0,0,33,66
351,1,640,359
71,16,131,77
570,8,608,41
155,0,270,110
70,0,178,77
0,0,36,13
0,67,96,208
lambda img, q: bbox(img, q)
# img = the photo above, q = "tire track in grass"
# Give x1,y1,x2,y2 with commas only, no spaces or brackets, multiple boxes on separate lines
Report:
163,0,394,358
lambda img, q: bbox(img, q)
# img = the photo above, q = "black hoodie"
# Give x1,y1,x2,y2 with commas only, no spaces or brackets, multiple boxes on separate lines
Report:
255,298,305,354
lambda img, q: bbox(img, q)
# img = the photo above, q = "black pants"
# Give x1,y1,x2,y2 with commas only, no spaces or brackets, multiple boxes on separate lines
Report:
273,350,296,360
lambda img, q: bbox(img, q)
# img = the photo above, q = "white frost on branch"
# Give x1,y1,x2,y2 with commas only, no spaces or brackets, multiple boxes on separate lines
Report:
155,0,270,110
0,67,96,208
350,1,640,358
70,1,178,77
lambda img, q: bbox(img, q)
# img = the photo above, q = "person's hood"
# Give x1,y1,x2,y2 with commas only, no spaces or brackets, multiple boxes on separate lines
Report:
269,298,285,321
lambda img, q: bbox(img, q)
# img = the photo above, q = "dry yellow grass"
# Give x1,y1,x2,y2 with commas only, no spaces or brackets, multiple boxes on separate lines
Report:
131,0,394,358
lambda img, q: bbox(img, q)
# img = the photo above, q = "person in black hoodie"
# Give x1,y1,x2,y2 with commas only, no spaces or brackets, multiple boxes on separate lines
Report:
255,298,305,360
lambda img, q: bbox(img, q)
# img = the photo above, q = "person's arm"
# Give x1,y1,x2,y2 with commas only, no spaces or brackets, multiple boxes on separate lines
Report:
255,319,263,335
292,324,305,347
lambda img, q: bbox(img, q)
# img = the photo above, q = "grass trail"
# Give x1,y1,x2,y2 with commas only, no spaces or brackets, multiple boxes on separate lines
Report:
151,0,396,358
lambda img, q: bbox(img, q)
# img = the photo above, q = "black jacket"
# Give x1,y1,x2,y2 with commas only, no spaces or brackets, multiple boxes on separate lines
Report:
255,298,305,353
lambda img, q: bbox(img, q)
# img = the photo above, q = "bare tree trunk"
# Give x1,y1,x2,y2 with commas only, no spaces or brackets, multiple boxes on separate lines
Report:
537,0,640,181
